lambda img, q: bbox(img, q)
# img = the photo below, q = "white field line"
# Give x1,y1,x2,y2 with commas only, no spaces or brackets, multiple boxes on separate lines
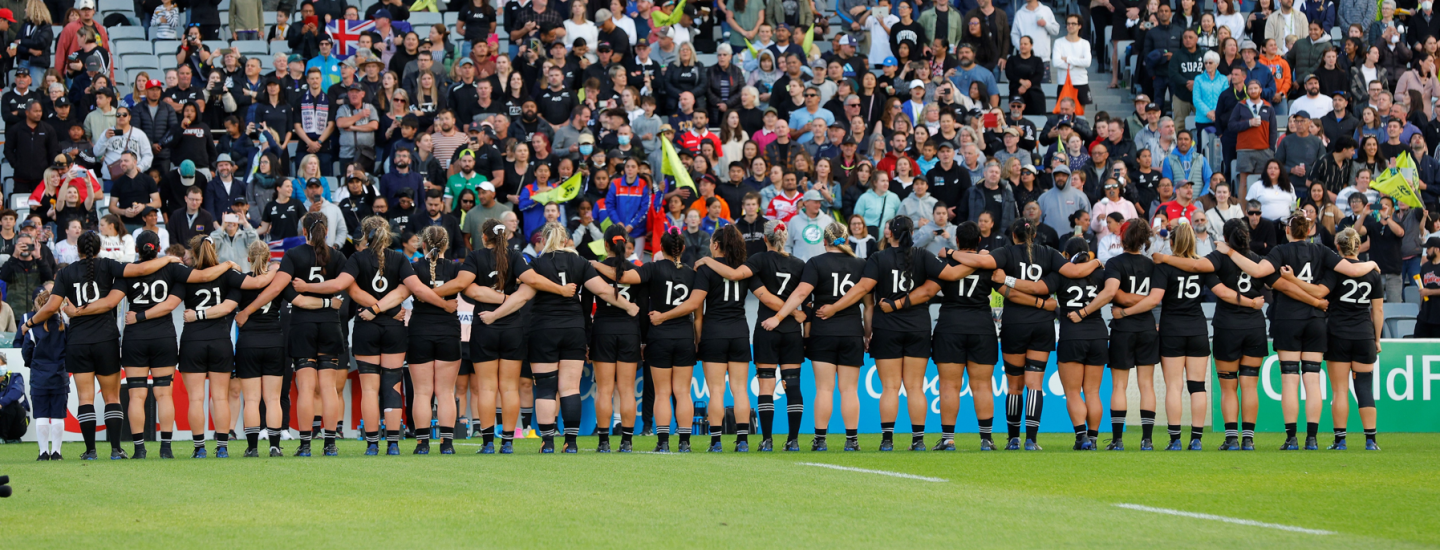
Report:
798,462,948,482
1113,504,1336,535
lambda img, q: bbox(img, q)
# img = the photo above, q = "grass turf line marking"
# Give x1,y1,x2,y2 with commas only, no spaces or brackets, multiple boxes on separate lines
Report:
1113,504,1336,535
798,463,948,483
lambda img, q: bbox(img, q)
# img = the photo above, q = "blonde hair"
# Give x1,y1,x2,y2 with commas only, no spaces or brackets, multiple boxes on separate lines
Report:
247,240,271,275
1337,227,1362,257
420,225,450,284
298,154,322,180
824,223,856,257
539,222,575,254
360,216,392,274
188,234,220,269
1170,221,1198,259
25,0,52,24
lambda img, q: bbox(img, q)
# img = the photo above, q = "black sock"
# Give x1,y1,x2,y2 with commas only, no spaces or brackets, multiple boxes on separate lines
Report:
132,432,146,445
597,430,609,445
845,428,858,443
335,420,344,435
1224,422,1239,439
440,426,454,444
365,430,379,444
299,430,312,443
736,422,749,444
102,404,123,450
476,426,490,445
245,427,260,450
538,423,556,444
1074,424,1088,440
941,424,955,442
1242,422,1256,440
215,431,228,449
678,427,691,445
1086,428,1098,439
977,417,993,442
656,426,670,445
911,423,925,444
880,422,894,443
1305,422,1318,438
1024,389,1043,440
1140,410,1156,440
711,424,722,446
783,370,805,442
621,425,634,444
1190,426,1203,441
1285,422,1297,438
323,429,336,447
268,426,281,449
1364,428,1377,443
193,434,206,448
520,407,535,431
561,394,582,446
161,431,173,446
814,428,827,438
1168,424,1181,442
384,429,398,443
1333,427,1347,440
311,416,322,434
757,395,775,440
1005,393,1023,439
1110,409,1126,440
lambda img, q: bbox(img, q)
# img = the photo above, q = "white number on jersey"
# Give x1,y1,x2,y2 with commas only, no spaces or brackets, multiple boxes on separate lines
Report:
308,266,324,283
72,282,100,305
664,280,690,306
1340,279,1372,304
775,272,792,296
720,280,743,301
890,269,913,293
132,280,169,306
1176,275,1202,299
1127,275,1151,295
1019,262,1043,281
196,287,220,310
956,275,979,298
831,273,855,297
1065,284,1098,308
1236,273,1252,293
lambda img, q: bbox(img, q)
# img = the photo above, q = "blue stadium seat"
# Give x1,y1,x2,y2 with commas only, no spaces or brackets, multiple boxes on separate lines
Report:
410,11,443,27
108,26,148,42
155,40,181,56
233,40,270,56
121,54,160,70
115,41,154,56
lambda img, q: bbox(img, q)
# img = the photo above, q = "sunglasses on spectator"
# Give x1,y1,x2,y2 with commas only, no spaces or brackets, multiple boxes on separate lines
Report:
1247,211,1261,216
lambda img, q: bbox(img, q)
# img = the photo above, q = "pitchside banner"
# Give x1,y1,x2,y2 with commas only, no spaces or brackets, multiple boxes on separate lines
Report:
1209,339,1440,433
8,341,1440,441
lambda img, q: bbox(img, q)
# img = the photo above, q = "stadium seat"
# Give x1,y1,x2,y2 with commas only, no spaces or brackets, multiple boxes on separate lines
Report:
127,67,154,85
155,40,181,56
1387,302,1420,319
159,56,178,70
1042,83,1058,98
121,54,160,70
270,41,292,55
1385,317,1416,338
98,0,131,15
1024,115,1049,129
206,40,231,54
219,0,231,11
264,11,277,26
234,40,270,56
1201,302,1215,319
1404,285,1420,304
444,12,459,25
115,41,154,56
411,11,443,27
109,26,148,42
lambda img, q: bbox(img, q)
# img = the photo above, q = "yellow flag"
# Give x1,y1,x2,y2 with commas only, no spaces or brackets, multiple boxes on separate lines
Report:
409,0,438,12
587,239,609,259
530,172,584,205
1371,152,1423,208
743,36,760,60
661,138,696,193
802,25,815,57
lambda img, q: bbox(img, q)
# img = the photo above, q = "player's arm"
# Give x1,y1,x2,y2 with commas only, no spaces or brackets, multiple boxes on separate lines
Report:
751,286,806,323
694,256,755,280
293,271,354,294
479,285,539,323
584,275,637,314
1113,286,1164,318
123,255,182,277
1153,253,1216,272
1278,266,1330,298
127,295,182,324
764,282,814,330
649,287,702,324
820,276,875,318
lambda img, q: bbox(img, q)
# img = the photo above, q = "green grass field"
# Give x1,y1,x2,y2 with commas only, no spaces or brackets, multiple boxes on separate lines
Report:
3,433,1439,549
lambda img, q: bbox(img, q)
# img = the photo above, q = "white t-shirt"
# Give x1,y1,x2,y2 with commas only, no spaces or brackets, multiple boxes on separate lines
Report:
1290,94,1334,119
1246,181,1298,220
865,13,900,68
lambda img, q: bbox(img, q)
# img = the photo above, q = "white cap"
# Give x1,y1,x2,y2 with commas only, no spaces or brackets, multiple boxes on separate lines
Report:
478,182,496,193
909,79,926,90
76,0,96,9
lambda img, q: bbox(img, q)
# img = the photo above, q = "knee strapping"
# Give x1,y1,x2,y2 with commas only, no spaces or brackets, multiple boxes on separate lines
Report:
297,358,318,370
1004,363,1025,377
356,360,381,375
1353,371,1376,408
1216,370,1238,380
380,369,404,410
1301,360,1323,374
1024,358,1047,373
318,356,340,371
532,371,559,401
1279,361,1301,375
127,377,150,389
152,374,174,387
1238,366,1260,378
756,366,777,379
1186,380,1207,394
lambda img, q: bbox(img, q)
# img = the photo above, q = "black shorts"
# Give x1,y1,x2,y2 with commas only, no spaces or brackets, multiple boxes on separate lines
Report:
646,337,696,368
698,336,752,363
352,321,407,356
1058,338,1109,365
1000,322,1056,355
122,337,178,369
1325,337,1377,364
528,327,587,363
1109,330,1159,370
869,328,931,360
592,333,642,363
235,346,286,378
806,335,865,366
289,321,344,358
1074,84,1093,105
1213,328,1269,362
1273,317,1327,353
67,341,122,376
407,332,462,364
458,358,474,375
1160,334,1211,358
472,326,528,363
933,332,999,366
753,329,804,365
179,338,234,374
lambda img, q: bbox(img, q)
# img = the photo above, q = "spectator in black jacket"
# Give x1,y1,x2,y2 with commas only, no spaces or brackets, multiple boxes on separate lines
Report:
664,42,709,114
188,0,224,39
168,101,217,176
169,184,217,247
706,44,745,122
0,233,53,317
131,79,180,174
1245,199,1278,256
2,71,38,127
286,3,324,61
408,188,466,257
4,100,58,195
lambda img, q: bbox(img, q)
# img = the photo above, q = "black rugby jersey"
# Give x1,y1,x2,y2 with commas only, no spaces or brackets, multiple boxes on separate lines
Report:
54,258,127,345
695,263,750,339
121,263,192,341
342,248,416,325
181,269,246,341
800,252,867,337
1324,269,1384,339
588,265,643,336
863,247,946,332
278,244,348,324
461,248,533,330
526,251,597,330
1202,250,1267,330
744,251,806,334
933,256,997,336
637,260,698,340
411,257,463,329
237,281,284,348
1056,271,1109,341
1104,252,1158,333
1155,263,1208,336
991,243,1064,325
1266,242,1341,320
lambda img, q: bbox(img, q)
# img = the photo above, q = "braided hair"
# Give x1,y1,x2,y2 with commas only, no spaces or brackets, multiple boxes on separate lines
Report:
360,216,392,275
888,215,916,284
660,226,686,267
302,211,330,270
712,224,747,268
763,219,789,256
1223,218,1251,253
824,223,856,257
78,230,102,289
481,218,509,291
602,224,631,298
420,225,449,284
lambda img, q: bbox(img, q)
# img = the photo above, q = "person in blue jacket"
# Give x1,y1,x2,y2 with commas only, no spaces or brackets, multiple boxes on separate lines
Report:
19,285,67,461
0,355,29,444
606,157,652,240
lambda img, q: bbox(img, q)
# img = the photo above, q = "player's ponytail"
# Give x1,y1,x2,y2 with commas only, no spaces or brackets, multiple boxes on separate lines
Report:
764,219,789,256
481,219,509,291
421,225,449,283
302,212,330,269
1336,227,1361,258
713,224,747,268
824,222,855,257
889,215,916,281
1121,218,1151,253
1009,218,1036,264
247,240,271,275
1170,222,1198,259
661,226,685,267
135,230,161,262
361,216,392,275
1223,218,1250,253
1287,214,1312,242
602,224,630,297
188,234,219,269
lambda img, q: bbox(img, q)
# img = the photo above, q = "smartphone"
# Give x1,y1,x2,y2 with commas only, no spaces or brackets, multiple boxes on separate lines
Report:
983,113,999,128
